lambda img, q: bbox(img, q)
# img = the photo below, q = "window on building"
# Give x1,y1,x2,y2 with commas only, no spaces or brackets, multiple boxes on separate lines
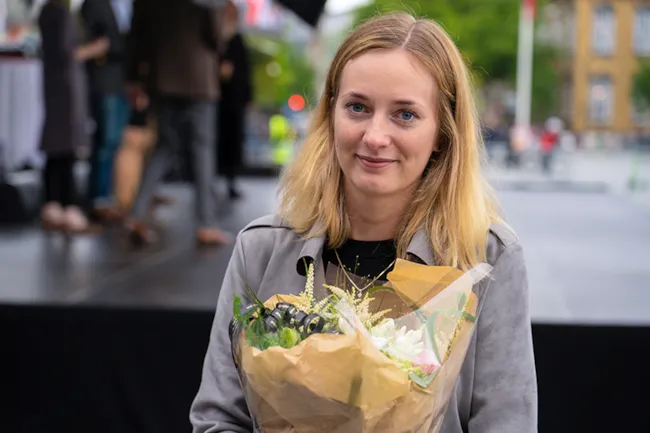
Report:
634,6,650,56
589,76,613,125
592,5,615,56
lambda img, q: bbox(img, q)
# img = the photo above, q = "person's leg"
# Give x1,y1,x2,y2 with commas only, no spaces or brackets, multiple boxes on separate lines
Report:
59,153,92,232
57,153,76,208
186,100,231,244
41,155,65,228
113,124,152,211
228,109,245,199
91,94,128,216
87,92,104,208
127,98,182,244
130,98,180,220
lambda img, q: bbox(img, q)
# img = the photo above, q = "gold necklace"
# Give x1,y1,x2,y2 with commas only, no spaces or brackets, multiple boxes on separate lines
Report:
334,249,396,298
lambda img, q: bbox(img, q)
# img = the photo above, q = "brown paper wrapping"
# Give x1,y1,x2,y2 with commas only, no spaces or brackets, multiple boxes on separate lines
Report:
237,260,481,433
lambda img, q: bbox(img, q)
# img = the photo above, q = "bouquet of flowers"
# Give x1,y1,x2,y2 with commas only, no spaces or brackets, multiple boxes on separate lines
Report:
228,258,492,433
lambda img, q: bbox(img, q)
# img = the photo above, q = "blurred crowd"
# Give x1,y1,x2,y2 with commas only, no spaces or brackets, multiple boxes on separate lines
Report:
31,0,252,245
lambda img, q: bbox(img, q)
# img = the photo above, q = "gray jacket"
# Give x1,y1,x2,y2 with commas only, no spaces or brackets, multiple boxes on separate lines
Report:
190,214,538,433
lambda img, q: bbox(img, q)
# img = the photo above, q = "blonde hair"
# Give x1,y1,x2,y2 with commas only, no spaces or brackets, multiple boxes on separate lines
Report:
279,13,506,271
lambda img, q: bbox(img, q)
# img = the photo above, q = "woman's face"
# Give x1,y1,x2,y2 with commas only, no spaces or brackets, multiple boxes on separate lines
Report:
224,2,238,25
333,49,439,200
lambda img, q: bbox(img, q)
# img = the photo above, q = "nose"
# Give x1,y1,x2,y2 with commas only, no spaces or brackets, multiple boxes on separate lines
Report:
362,116,391,150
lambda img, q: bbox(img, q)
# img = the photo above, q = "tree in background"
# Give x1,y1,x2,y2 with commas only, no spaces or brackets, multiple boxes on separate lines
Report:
531,43,560,123
247,35,316,111
355,0,521,84
632,60,650,112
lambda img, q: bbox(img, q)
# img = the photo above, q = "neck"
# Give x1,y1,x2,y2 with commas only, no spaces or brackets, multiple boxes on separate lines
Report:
345,186,412,241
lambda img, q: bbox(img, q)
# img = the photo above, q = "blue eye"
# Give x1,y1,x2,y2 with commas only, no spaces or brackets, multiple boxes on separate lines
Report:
347,103,365,113
400,111,415,121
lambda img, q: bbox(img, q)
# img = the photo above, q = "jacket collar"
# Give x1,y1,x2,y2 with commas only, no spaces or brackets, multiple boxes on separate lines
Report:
295,222,434,276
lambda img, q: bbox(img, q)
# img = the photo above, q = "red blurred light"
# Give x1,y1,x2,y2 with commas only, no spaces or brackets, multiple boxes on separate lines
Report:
288,94,305,111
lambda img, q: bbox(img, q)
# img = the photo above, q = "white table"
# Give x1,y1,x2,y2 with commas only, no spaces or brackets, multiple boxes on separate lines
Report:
0,57,44,171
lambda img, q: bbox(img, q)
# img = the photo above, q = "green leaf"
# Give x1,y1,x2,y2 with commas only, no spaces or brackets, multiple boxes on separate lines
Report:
233,296,243,323
366,285,396,295
279,327,302,349
243,285,265,309
408,369,439,388
460,312,476,323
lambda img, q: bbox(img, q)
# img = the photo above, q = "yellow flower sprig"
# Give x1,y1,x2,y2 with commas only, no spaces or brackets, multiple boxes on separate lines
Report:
294,261,391,330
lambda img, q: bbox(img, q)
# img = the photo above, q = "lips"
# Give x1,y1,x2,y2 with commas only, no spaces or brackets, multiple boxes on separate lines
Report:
356,155,396,169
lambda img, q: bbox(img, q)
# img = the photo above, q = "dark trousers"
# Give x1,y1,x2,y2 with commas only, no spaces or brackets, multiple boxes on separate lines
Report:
42,154,77,207
541,150,554,174
131,97,217,227
88,93,130,205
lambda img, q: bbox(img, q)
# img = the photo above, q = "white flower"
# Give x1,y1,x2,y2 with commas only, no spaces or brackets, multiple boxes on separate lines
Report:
369,319,426,361
370,336,389,351
370,319,397,339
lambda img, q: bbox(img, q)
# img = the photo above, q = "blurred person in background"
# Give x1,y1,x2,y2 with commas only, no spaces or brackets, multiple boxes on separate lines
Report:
38,0,109,233
112,101,154,211
540,116,562,174
111,97,175,214
124,0,231,246
81,0,131,222
216,0,251,200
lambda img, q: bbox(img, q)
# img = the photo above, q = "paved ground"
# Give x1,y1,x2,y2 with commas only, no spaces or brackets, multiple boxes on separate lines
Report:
0,169,648,326
486,147,650,212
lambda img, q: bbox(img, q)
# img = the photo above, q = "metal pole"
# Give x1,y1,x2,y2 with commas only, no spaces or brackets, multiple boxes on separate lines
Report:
514,0,535,152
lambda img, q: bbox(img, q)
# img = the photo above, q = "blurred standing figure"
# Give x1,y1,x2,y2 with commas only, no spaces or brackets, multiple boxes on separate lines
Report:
81,0,132,222
217,0,251,200
38,0,109,233
124,0,231,245
540,116,563,175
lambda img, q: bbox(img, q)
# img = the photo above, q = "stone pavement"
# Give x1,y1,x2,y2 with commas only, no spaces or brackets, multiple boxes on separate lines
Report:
485,148,650,213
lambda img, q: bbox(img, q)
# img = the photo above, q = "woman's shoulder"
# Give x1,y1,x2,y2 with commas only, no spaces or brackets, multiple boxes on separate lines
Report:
240,214,293,234
486,221,522,267
235,215,310,287
237,214,300,249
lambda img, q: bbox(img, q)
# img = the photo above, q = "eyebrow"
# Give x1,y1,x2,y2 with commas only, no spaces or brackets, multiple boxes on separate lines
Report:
343,91,421,107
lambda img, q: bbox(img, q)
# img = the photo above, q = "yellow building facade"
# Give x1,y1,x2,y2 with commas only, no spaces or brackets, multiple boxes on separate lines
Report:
572,0,650,132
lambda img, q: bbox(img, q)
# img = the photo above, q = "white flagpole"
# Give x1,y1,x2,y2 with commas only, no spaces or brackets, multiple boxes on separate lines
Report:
514,0,535,152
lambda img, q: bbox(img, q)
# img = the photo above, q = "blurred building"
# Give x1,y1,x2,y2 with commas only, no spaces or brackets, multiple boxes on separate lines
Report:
542,0,650,134
574,0,650,133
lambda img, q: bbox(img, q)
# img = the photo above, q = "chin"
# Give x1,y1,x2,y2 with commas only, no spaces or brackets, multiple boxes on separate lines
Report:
351,176,395,197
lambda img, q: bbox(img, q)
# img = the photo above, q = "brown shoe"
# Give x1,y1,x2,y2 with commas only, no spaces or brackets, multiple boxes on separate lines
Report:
152,194,175,206
92,205,125,223
196,227,233,246
126,220,157,246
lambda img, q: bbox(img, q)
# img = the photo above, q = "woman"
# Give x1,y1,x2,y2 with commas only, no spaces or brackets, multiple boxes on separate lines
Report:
190,13,537,433
38,0,108,233
217,0,251,199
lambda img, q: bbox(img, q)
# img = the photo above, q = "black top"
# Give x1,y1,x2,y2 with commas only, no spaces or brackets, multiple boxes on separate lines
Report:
322,239,396,284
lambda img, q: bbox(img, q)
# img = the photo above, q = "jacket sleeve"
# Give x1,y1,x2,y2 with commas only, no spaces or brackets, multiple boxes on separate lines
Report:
468,243,538,433
80,0,123,61
190,233,254,433
124,0,150,84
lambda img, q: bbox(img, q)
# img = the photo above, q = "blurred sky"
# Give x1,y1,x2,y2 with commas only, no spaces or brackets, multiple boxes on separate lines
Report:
325,0,372,15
